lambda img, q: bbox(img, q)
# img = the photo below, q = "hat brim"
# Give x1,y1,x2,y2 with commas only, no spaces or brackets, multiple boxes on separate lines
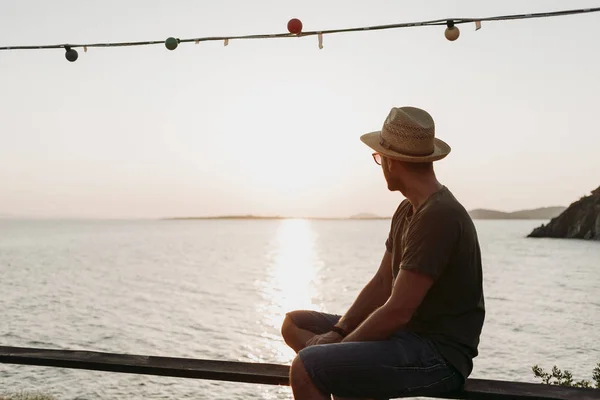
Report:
360,131,451,162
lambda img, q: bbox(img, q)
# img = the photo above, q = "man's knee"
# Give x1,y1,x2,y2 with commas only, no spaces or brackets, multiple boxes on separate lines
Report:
281,313,306,353
291,355,372,400
281,313,296,341
290,355,311,390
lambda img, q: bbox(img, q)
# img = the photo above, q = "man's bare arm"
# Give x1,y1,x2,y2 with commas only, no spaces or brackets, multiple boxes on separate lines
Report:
334,251,393,334
342,268,433,342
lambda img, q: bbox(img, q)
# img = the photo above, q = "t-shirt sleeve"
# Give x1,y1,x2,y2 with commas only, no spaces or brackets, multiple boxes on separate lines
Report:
400,206,461,280
385,227,393,253
385,201,406,253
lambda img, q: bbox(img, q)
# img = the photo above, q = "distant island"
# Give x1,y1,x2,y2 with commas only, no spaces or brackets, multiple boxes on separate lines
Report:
348,213,389,220
165,213,389,220
468,206,566,220
166,208,570,221
166,215,285,220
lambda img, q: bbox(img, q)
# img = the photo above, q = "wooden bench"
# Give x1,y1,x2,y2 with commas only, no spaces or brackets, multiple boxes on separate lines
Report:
1,346,598,399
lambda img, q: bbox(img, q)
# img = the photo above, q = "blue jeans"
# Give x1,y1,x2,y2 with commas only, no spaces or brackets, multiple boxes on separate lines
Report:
288,310,464,399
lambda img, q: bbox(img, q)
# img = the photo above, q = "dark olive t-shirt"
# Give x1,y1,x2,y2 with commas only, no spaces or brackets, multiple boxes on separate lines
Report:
385,186,485,380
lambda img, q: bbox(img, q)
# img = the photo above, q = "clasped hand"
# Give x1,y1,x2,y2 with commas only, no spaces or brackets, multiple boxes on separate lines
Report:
304,331,343,347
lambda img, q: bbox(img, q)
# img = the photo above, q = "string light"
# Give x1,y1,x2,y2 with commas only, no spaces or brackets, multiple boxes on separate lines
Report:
445,20,460,41
165,37,179,50
0,6,598,62
287,18,303,34
64,46,78,62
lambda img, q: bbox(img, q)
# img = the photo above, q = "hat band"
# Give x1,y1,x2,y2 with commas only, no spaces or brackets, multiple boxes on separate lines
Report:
379,133,434,157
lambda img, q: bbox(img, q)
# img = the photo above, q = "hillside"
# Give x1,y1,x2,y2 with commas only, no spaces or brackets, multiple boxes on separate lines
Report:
165,215,284,220
469,206,566,220
349,213,388,219
528,186,600,240
165,213,391,220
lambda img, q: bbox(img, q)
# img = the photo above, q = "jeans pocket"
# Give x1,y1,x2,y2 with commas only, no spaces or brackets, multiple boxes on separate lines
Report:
423,338,447,364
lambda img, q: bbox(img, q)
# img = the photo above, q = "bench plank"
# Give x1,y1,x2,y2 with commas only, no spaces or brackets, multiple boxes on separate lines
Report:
1,346,598,399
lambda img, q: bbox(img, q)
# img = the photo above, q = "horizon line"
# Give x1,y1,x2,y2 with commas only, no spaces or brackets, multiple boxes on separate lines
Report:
0,205,569,221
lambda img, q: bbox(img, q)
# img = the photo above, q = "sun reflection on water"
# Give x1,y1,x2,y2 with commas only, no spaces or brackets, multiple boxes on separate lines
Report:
257,219,323,363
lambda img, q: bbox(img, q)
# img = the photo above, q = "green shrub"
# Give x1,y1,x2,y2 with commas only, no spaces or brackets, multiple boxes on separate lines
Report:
532,362,600,388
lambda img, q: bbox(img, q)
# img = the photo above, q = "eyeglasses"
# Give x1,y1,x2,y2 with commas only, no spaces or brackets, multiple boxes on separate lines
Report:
372,152,382,165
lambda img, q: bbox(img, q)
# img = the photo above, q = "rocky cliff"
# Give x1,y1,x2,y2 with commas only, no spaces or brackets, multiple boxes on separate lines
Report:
528,186,600,240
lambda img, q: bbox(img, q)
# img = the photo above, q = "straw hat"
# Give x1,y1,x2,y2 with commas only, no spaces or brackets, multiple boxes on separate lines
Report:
360,106,451,162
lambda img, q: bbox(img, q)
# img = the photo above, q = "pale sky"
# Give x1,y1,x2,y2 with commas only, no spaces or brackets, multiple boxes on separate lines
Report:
1,0,599,219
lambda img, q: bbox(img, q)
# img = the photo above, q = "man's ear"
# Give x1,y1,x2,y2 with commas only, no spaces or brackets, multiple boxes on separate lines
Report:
386,157,398,171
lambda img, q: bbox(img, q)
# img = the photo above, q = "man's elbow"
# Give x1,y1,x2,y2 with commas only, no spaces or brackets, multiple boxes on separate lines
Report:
371,275,392,298
378,303,411,326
